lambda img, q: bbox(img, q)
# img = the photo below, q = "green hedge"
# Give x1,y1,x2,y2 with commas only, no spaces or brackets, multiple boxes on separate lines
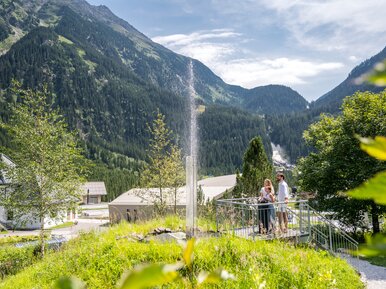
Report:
0,246,37,279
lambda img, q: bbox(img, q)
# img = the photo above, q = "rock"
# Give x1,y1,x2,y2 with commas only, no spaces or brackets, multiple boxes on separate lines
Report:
153,227,172,234
148,232,186,244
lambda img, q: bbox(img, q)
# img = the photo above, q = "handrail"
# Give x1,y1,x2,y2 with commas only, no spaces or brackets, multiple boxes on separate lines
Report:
306,204,358,245
216,198,358,257
217,199,308,206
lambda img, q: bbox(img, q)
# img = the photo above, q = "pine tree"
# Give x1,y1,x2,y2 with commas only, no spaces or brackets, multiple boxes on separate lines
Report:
235,136,273,198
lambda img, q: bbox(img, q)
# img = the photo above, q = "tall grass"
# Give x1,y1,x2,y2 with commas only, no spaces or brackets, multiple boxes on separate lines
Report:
0,217,363,289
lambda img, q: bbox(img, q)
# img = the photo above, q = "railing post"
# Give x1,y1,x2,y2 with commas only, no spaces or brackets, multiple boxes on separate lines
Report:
252,205,255,240
241,204,244,229
299,202,303,234
215,200,219,232
328,223,333,252
307,204,311,238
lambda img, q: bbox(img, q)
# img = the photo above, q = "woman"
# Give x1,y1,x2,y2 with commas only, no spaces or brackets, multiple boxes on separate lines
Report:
259,179,276,234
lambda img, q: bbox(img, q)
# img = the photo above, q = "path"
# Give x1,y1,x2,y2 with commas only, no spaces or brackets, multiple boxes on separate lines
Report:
344,256,386,289
0,219,109,240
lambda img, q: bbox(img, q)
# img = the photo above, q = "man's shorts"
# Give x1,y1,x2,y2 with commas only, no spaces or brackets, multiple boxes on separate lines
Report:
277,203,287,212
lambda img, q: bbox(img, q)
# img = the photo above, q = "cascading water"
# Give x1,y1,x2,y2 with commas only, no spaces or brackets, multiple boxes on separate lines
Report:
186,60,198,238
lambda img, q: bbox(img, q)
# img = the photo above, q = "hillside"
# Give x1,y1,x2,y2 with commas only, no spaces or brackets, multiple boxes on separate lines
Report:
242,84,308,114
0,0,309,181
0,0,308,110
313,46,386,112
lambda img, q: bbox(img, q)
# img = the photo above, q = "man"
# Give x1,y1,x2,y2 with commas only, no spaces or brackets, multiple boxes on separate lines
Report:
276,172,289,233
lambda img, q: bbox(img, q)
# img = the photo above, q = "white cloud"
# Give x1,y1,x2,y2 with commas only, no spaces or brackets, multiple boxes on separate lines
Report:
153,29,240,64
153,30,344,89
215,58,344,88
258,0,386,53
153,29,240,48
200,0,386,56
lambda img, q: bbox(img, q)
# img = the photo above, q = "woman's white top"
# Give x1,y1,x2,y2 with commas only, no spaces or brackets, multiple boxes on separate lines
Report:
260,187,274,202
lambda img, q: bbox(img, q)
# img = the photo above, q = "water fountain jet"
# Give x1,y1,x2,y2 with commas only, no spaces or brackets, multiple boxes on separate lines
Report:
186,60,198,238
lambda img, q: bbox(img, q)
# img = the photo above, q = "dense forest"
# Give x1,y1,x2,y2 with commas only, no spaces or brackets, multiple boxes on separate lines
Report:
199,105,270,176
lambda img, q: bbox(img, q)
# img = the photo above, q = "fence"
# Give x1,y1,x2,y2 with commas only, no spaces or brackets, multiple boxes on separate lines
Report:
216,198,358,257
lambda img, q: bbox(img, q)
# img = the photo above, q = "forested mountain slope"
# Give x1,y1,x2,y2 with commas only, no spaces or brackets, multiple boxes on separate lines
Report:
313,46,386,112
0,0,273,181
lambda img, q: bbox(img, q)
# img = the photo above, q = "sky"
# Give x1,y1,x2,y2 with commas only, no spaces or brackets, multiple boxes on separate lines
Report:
87,0,386,102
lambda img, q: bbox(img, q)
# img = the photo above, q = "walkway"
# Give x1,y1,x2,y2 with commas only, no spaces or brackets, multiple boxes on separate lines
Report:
0,219,109,240
344,256,386,289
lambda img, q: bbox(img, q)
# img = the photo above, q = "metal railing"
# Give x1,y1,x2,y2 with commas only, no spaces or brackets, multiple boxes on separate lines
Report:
216,198,358,257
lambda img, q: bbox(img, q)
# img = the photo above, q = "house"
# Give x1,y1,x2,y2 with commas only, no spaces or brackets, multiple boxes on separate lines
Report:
108,174,236,223
80,182,107,204
0,153,77,229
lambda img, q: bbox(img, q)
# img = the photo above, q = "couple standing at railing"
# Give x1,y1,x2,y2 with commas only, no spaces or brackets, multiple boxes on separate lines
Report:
258,173,289,234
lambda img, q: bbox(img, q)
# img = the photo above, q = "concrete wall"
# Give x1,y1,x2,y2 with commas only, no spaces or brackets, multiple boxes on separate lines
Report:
82,195,102,204
0,206,7,223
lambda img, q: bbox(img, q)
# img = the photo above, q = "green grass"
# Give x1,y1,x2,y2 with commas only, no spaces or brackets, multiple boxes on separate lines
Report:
362,255,386,267
58,35,74,45
80,206,107,210
49,222,75,230
0,234,50,245
0,217,363,289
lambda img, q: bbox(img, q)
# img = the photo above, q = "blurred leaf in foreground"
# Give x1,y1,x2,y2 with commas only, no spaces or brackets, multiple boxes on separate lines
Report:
356,60,386,87
54,277,85,289
118,263,182,289
197,268,235,285
358,136,386,161
359,234,386,256
183,238,195,267
348,171,386,205
367,61,386,86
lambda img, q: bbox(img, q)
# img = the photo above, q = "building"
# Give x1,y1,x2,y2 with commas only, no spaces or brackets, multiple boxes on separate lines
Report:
81,182,107,204
108,174,236,223
0,153,77,229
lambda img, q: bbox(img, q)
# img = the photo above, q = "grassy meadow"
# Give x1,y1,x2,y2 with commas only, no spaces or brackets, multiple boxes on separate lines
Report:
0,216,363,288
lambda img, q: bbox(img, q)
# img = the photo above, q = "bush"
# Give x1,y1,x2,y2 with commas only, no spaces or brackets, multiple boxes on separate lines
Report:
0,245,37,279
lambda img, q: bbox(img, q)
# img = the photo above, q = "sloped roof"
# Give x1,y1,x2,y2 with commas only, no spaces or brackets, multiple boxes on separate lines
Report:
81,182,107,196
0,154,15,185
109,175,236,206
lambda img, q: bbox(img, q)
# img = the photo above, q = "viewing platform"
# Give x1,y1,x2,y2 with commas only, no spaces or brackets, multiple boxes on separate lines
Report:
216,198,358,257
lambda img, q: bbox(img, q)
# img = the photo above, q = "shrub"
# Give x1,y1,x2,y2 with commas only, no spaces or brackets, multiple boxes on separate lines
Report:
0,245,36,279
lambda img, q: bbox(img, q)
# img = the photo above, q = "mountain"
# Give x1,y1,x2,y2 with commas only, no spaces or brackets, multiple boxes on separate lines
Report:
0,0,289,180
267,46,386,163
0,0,308,111
313,46,386,112
242,85,308,114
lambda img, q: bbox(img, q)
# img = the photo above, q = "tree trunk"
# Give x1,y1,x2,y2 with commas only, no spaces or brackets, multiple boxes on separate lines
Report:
370,202,380,234
174,187,177,214
39,216,45,256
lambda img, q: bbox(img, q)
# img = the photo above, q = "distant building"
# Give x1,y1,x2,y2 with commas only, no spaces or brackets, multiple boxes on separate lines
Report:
81,182,107,204
0,153,77,229
109,174,236,223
